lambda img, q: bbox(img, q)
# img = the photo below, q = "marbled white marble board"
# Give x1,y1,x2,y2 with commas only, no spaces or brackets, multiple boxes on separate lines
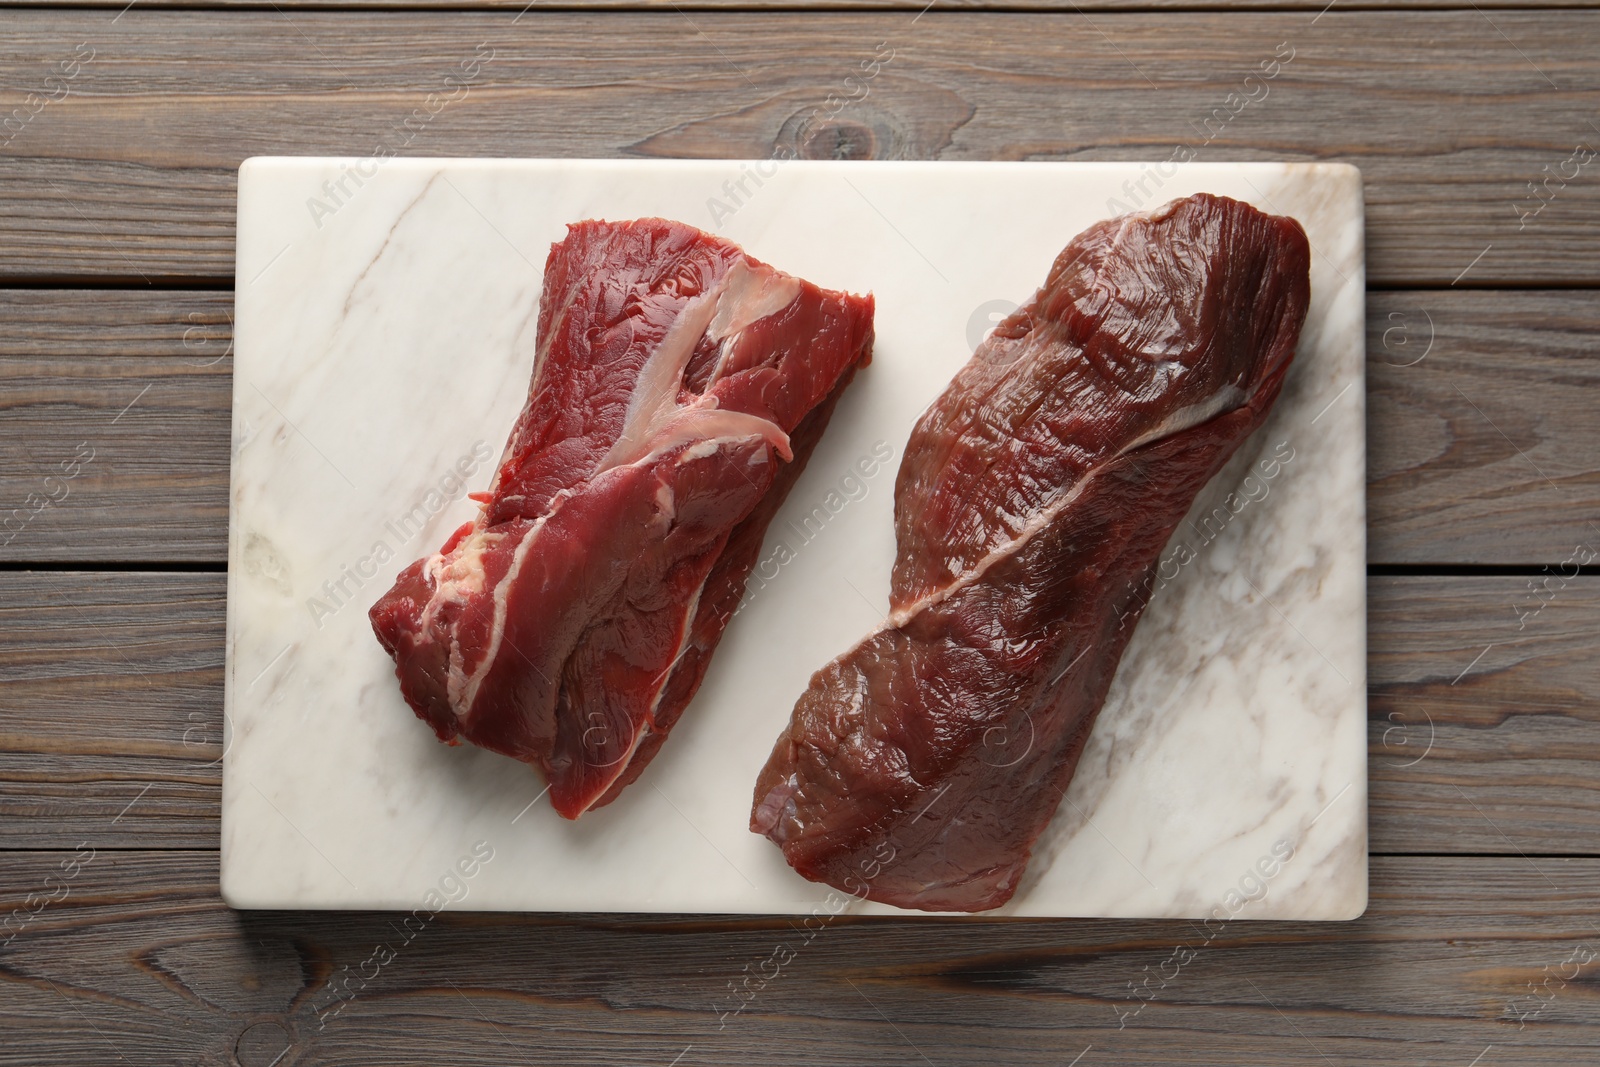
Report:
224,159,1366,919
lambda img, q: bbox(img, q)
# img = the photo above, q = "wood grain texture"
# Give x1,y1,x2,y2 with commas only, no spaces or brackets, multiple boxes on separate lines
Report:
0,290,232,563
1,850,1598,1065
1367,289,1600,565
2,1,1597,1060
0,572,223,849
5,572,1597,854
1368,576,1600,855
1,11,1599,284
7,289,1598,565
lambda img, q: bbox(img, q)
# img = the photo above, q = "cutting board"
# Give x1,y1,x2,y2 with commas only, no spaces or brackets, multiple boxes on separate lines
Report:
223,158,1366,918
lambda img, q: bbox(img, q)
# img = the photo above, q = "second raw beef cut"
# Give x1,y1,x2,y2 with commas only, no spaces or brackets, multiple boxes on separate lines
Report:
752,194,1311,911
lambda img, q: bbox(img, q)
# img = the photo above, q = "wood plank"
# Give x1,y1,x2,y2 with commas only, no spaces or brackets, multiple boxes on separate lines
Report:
2,11,1599,284
1367,289,1600,564
0,573,223,849
1,850,1597,1064
5,572,1597,854
7,289,1597,565
1369,575,1600,854
0,290,232,564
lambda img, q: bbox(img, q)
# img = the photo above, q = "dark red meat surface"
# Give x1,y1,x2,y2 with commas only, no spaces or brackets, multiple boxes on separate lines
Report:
371,218,874,819
750,194,1311,911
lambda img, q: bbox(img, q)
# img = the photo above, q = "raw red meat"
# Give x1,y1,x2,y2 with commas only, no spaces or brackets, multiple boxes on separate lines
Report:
750,194,1311,911
371,218,874,819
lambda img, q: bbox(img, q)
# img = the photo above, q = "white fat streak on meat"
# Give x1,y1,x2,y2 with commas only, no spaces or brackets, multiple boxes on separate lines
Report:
415,526,500,722
593,259,797,476
1121,384,1247,453
704,259,803,379
457,515,545,718
885,376,1258,632
412,516,546,722
418,527,494,637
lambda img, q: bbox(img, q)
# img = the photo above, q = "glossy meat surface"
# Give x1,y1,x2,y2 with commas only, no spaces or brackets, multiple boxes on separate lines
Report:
750,194,1310,911
371,218,874,819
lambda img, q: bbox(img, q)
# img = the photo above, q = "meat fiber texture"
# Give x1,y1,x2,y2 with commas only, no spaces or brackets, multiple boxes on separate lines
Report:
751,193,1311,912
371,218,875,820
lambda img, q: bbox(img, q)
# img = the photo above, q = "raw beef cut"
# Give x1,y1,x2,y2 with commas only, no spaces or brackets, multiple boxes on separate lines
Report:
371,218,875,819
750,193,1310,911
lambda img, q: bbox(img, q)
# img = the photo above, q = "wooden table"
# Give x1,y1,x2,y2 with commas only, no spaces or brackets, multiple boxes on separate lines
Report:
3,3,1598,1063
